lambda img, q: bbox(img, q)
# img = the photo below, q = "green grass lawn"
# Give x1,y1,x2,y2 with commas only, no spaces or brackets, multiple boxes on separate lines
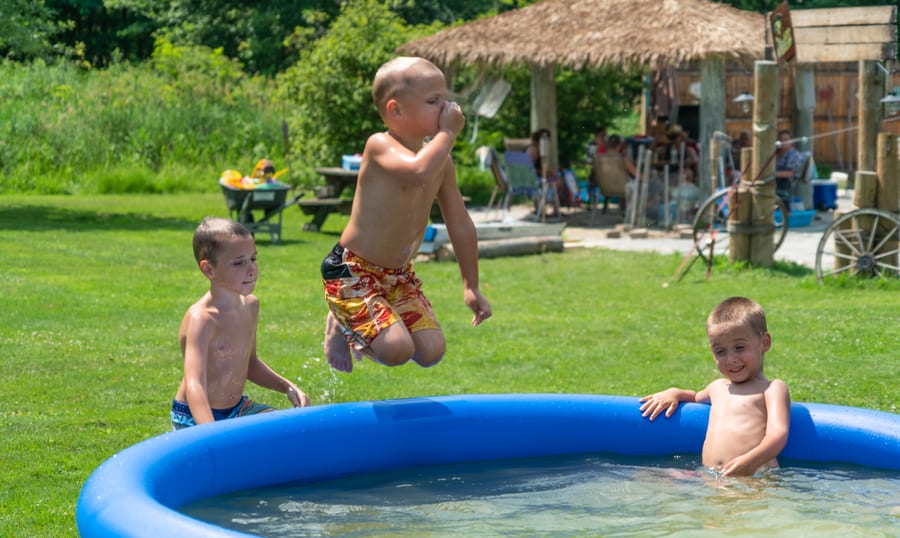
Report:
1,194,897,536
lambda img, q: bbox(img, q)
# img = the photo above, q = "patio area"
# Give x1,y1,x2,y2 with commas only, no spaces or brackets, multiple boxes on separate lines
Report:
464,188,854,269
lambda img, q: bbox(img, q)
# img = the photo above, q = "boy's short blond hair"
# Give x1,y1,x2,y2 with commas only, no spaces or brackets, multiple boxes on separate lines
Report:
371,56,442,116
192,217,251,265
707,296,768,337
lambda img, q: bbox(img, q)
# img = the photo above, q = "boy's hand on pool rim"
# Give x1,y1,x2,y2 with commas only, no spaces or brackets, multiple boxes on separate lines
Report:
638,392,680,420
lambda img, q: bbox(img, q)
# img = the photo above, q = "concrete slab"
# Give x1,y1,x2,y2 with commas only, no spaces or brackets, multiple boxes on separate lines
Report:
468,189,856,269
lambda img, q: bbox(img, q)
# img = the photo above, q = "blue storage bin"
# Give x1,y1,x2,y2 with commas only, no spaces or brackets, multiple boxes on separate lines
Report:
788,209,816,228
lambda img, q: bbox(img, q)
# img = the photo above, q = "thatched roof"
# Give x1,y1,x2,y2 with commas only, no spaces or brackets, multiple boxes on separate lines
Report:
399,0,766,70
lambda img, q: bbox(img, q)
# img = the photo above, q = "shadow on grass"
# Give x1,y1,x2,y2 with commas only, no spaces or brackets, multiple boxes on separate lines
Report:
0,205,195,232
771,259,814,277
685,256,815,279
0,205,317,248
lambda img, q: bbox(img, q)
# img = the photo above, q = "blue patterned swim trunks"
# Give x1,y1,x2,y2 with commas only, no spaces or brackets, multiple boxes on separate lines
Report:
170,396,273,430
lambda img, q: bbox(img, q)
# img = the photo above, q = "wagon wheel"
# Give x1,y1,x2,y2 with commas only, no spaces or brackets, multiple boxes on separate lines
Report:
692,189,789,264
815,208,900,284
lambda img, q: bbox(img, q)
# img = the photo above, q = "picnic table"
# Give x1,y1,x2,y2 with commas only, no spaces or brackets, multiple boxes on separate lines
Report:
299,167,357,231
300,166,471,230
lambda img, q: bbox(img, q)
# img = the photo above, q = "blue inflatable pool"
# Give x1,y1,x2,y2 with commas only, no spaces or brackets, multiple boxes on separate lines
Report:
77,394,900,537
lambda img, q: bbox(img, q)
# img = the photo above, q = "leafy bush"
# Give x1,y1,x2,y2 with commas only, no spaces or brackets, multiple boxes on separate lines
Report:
0,2,644,196
0,45,286,194
277,0,438,188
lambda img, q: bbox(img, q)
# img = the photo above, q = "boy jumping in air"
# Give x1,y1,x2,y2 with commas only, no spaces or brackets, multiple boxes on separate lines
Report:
322,56,491,373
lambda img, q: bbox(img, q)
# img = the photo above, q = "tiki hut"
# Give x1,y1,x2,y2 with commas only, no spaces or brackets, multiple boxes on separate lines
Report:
399,0,764,70
399,0,766,187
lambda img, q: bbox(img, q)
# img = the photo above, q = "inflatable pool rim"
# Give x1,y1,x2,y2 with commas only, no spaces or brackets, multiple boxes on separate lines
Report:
76,393,900,537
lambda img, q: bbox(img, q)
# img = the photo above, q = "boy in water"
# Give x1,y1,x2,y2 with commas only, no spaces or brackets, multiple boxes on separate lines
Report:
322,56,492,373
639,297,790,476
172,217,309,429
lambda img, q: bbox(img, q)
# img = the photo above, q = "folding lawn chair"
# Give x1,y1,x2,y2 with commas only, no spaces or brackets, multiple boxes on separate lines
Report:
502,150,540,214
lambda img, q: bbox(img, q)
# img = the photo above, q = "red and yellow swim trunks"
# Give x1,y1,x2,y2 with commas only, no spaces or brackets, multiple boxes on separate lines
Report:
321,243,440,350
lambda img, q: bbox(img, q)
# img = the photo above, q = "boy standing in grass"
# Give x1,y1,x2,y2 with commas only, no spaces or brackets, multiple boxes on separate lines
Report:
171,217,309,429
639,296,790,476
322,56,491,373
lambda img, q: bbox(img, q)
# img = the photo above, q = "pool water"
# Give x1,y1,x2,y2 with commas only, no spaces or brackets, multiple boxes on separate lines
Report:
182,453,900,537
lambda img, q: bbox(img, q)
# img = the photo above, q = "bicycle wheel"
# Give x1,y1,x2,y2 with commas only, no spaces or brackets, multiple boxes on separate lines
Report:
691,189,788,264
815,208,900,284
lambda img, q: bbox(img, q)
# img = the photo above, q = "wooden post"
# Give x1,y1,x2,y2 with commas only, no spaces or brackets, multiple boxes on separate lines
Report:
530,65,558,174
640,74,648,139
709,137,722,198
699,57,725,198
793,64,815,154
854,170,878,265
740,147,753,179
876,133,899,272
734,60,778,267
876,133,900,214
854,171,878,209
728,186,751,263
794,63,816,209
857,60,884,175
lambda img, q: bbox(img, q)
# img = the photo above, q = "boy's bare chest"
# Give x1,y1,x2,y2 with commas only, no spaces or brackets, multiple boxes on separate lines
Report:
711,390,767,428
208,310,255,362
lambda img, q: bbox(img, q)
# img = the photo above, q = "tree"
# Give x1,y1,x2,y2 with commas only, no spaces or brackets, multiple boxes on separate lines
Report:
1,0,62,61
463,64,643,168
25,0,517,73
387,0,521,25
278,0,437,183
103,0,343,75
278,0,644,181
45,0,157,66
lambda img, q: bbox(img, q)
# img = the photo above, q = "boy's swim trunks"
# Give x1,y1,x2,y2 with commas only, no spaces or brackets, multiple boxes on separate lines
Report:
170,396,273,430
321,243,439,350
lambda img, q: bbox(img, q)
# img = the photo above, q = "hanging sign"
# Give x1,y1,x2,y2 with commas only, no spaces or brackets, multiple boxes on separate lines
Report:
769,1,796,64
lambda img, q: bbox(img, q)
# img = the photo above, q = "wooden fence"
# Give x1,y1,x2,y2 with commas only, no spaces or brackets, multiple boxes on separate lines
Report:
672,62,900,172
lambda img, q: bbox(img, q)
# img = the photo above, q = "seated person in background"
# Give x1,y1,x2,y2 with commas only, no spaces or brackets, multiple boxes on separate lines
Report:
656,167,702,224
604,134,637,176
650,115,669,145
526,128,551,176
730,130,752,178
639,296,791,477
559,166,581,208
774,129,803,210
586,126,608,160
672,167,701,222
676,125,701,168
526,128,561,216
596,127,608,153
654,124,699,172
648,116,670,160
591,134,637,213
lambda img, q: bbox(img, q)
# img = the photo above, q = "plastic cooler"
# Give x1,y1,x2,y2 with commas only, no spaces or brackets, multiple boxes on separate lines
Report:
812,179,838,210
341,154,362,171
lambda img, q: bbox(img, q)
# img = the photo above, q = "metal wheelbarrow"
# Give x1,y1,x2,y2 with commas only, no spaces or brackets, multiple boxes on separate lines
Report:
219,182,303,244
